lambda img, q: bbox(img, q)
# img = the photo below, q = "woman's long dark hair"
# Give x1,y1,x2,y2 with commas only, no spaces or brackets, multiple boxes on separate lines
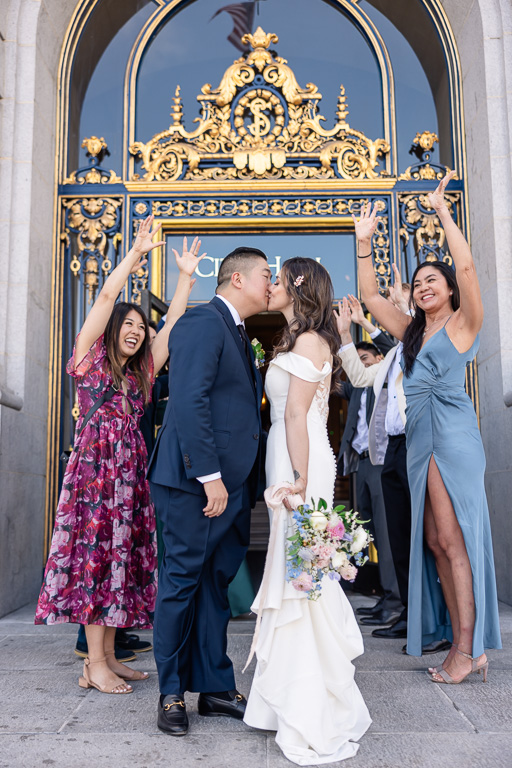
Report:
273,257,342,387
402,262,460,375
104,302,152,404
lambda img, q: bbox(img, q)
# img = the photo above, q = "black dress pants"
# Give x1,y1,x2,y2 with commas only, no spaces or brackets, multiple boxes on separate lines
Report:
380,434,411,617
150,481,251,695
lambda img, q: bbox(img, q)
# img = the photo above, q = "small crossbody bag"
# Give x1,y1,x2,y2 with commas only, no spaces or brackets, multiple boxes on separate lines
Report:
60,383,118,465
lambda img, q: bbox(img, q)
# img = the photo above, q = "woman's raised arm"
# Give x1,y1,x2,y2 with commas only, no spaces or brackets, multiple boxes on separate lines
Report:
428,171,483,338
151,236,206,374
74,215,164,366
353,203,411,341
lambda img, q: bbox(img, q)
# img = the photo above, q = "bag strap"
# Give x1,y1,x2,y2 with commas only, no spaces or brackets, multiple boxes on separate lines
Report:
76,383,118,439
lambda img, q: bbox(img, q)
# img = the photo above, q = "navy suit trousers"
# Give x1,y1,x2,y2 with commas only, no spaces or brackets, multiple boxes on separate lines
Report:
150,481,251,695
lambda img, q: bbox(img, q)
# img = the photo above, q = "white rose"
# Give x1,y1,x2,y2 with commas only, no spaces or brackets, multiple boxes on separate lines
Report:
332,550,349,569
310,510,328,532
351,526,368,554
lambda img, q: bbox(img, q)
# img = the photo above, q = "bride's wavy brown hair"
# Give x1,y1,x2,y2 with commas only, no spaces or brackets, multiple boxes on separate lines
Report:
273,257,342,387
104,302,152,404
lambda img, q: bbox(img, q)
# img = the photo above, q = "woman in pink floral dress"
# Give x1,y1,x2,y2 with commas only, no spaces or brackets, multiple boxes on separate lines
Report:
36,216,205,695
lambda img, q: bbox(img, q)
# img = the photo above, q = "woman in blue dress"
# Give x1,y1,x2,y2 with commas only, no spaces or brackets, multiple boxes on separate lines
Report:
352,171,501,684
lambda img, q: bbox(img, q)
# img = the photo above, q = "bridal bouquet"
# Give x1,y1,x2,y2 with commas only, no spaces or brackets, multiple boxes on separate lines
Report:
286,498,373,600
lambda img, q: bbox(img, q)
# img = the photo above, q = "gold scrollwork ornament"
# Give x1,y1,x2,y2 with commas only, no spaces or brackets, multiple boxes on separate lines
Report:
129,28,389,182
62,197,122,302
399,192,459,264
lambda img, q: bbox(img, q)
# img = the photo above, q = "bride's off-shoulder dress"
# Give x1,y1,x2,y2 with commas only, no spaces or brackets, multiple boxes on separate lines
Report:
244,352,371,766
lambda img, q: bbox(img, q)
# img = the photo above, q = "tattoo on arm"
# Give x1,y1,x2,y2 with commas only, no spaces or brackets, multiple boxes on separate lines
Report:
293,470,301,482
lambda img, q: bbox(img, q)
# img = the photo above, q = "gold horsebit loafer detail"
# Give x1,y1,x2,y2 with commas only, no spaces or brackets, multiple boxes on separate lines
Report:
164,700,185,711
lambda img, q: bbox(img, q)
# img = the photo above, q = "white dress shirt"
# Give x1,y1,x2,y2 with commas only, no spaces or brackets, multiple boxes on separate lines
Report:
351,389,369,455
384,343,405,437
197,294,242,484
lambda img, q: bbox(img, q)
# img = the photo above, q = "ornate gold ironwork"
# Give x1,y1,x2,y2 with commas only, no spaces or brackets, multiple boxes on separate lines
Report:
371,206,391,291
129,218,149,305
63,137,122,185
399,131,455,181
129,27,389,182
398,192,459,265
151,196,379,219
62,197,123,303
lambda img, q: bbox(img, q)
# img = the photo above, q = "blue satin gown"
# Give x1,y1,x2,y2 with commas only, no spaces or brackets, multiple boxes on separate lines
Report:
403,327,501,657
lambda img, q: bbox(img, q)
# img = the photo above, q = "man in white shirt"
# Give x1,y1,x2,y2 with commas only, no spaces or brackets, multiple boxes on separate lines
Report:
338,339,401,626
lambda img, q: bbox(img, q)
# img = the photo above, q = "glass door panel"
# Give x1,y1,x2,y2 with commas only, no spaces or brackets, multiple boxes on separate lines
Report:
164,231,357,303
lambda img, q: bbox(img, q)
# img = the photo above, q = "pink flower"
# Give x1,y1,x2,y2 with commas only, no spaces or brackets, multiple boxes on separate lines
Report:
327,521,345,541
339,562,358,582
291,572,314,592
312,543,335,568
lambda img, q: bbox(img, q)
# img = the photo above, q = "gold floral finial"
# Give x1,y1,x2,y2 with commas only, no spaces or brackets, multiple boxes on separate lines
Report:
413,131,439,153
81,136,108,158
241,26,278,52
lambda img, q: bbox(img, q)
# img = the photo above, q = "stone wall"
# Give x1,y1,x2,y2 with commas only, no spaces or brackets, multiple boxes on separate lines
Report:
0,0,510,616
442,0,512,601
0,0,78,617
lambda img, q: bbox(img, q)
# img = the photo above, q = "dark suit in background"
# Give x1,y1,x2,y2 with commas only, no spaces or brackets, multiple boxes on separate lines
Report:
338,330,399,610
148,296,263,695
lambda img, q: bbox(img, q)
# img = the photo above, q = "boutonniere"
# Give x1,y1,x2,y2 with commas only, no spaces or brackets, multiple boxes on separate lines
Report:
251,338,266,369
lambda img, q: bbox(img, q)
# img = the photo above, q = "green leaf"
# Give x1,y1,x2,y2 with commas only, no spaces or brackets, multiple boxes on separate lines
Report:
333,505,346,512
318,498,328,511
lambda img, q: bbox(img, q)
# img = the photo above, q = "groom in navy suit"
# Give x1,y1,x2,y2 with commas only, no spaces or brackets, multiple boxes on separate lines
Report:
148,246,272,735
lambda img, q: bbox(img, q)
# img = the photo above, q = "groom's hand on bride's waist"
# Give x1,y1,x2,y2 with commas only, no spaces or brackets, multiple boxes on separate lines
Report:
202,478,229,517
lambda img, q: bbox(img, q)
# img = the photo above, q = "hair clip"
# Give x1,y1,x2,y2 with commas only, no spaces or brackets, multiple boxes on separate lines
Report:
294,275,305,287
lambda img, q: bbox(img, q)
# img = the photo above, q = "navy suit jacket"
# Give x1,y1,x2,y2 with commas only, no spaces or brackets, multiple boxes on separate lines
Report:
147,296,263,506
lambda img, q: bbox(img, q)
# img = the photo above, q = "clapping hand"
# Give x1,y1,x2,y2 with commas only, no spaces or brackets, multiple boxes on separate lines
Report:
172,236,207,277
334,298,353,337
428,169,456,213
388,264,409,313
346,294,365,325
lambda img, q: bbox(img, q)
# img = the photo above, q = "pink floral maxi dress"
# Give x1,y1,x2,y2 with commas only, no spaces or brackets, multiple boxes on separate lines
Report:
35,335,158,628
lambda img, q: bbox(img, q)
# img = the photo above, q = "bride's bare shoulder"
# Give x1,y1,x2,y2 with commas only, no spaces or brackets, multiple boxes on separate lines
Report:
292,332,331,367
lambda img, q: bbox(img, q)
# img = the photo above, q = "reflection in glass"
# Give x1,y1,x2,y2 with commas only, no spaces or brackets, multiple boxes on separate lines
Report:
164,232,356,303
78,3,154,174
360,1,439,172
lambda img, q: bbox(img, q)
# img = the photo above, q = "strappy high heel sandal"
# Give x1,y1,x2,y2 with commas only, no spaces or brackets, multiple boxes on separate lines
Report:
428,643,458,675
105,649,149,681
78,657,133,694
429,648,488,684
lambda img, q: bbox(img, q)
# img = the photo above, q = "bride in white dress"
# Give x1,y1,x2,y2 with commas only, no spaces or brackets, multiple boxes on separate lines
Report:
244,258,371,765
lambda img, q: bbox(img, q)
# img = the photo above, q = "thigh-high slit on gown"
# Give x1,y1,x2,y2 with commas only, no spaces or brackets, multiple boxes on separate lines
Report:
244,352,371,765
403,328,501,657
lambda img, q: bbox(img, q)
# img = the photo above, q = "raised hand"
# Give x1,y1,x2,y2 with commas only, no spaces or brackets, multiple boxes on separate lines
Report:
388,264,409,313
172,236,206,277
346,294,365,325
428,169,456,213
334,298,353,336
351,201,379,245
132,215,165,256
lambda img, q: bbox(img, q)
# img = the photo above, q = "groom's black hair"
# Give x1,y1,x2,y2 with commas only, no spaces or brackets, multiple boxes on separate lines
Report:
216,246,268,290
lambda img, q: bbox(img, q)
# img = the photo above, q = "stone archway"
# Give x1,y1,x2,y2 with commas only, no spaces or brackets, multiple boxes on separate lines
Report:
1,0,511,616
